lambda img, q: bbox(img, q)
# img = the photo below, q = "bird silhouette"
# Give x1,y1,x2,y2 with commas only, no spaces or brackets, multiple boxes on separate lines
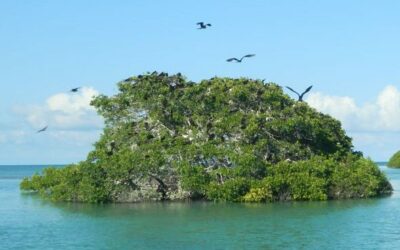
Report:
226,54,256,63
197,22,211,29
37,126,48,133
70,87,80,93
285,85,313,101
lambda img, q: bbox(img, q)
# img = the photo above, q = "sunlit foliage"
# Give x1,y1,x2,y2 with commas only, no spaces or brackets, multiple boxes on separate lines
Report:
20,72,392,202
388,151,400,168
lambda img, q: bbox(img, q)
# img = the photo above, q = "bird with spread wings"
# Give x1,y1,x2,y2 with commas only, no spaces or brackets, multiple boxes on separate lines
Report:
197,22,211,29
70,87,81,93
226,54,256,63
285,85,313,101
37,126,48,133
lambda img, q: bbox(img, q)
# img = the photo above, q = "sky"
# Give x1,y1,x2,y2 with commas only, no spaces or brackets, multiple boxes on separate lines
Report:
1,0,400,164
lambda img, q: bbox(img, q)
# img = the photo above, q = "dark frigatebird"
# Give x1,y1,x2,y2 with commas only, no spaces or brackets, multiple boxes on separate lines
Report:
70,87,81,93
226,54,256,63
197,22,211,29
285,85,313,101
37,126,48,133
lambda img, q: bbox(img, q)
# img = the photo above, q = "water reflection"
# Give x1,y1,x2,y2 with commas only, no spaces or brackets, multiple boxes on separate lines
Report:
22,195,385,222
4,165,400,249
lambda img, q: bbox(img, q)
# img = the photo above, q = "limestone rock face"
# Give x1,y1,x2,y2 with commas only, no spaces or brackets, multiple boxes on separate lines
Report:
115,178,162,202
115,176,191,202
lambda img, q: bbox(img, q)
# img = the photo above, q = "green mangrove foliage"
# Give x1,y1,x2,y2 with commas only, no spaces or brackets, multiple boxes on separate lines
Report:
20,72,392,202
388,151,400,168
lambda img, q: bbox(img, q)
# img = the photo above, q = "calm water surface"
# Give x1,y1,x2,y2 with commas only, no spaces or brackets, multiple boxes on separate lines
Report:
1,165,400,249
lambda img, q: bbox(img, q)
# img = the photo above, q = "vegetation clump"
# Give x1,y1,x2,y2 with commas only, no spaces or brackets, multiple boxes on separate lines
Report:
20,72,392,202
388,151,400,168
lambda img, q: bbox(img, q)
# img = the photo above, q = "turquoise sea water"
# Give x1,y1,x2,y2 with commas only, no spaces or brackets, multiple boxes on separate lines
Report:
1,165,400,249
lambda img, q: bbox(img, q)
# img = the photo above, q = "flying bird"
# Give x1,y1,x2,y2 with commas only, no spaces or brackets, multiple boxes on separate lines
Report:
37,126,48,133
285,85,313,101
70,87,80,93
197,22,211,29
226,54,256,63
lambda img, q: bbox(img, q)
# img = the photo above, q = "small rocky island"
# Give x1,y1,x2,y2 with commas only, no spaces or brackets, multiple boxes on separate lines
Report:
388,151,400,168
20,73,392,202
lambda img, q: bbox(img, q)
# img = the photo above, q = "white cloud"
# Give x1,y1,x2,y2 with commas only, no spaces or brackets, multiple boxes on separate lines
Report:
46,87,98,114
349,132,400,161
14,87,103,130
306,85,400,132
376,86,400,130
2,88,105,163
306,85,400,160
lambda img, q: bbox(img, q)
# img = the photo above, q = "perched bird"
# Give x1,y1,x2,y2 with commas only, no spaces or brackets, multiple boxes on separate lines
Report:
70,87,80,93
197,22,211,29
226,54,256,63
285,85,313,101
37,126,48,133
169,81,178,89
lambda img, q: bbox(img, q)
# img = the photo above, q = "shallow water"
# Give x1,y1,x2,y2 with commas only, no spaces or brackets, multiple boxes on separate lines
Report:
1,165,400,249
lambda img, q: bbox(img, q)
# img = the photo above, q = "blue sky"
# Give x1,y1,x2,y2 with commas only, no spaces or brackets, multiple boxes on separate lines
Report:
1,0,400,164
